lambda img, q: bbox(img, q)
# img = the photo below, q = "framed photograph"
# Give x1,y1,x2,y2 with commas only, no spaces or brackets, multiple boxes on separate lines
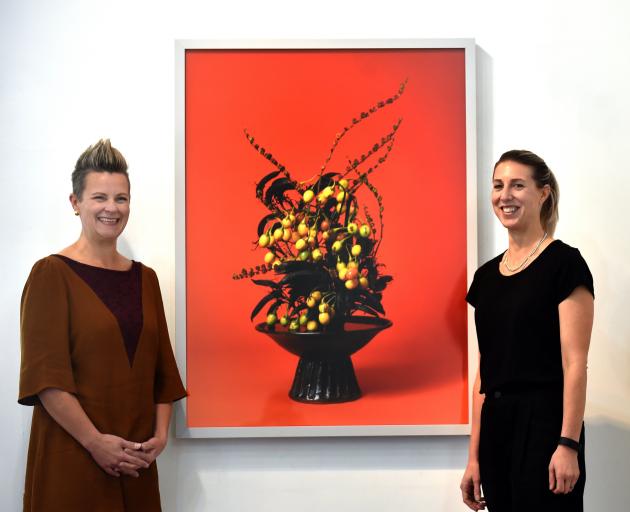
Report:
175,39,477,437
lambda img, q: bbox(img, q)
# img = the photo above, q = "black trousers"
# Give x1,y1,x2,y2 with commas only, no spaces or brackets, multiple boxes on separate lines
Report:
479,387,586,512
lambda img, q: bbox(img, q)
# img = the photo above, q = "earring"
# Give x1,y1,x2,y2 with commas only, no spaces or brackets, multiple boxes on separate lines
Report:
74,211,80,216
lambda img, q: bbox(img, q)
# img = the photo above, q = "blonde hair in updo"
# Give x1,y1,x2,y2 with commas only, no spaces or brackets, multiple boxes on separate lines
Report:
494,150,559,235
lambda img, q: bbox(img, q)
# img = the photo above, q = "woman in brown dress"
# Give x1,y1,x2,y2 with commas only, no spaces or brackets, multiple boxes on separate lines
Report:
19,139,186,511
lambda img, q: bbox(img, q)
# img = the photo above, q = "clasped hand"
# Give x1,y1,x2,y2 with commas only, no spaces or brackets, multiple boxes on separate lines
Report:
86,433,166,478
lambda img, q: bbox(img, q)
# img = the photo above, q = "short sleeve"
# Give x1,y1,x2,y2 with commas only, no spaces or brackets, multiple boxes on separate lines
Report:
18,258,78,406
148,268,187,404
555,248,594,304
466,269,480,308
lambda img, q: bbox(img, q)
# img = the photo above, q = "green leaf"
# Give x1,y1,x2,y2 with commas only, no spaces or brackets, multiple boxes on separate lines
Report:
352,304,381,317
356,290,385,314
264,177,296,207
257,213,278,237
373,275,393,292
256,170,282,199
251,290,281,321
252,279,279,288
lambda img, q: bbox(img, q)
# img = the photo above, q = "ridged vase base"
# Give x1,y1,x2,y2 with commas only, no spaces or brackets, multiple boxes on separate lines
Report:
289,356,361,403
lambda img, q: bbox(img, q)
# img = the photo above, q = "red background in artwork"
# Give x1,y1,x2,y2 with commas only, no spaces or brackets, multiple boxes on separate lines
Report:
185,49,469,427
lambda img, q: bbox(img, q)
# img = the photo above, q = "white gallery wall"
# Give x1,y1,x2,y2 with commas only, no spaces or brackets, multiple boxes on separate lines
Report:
1,0,629,510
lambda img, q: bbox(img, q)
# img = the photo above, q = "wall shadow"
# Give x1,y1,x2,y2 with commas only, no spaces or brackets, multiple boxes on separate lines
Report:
584,418,630,510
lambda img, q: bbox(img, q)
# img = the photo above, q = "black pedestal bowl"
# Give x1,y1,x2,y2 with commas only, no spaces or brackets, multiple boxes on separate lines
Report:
256,316,392,403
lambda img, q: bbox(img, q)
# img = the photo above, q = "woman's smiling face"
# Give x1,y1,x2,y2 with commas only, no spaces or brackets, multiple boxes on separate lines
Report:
71,171,130,242
492,160,549,232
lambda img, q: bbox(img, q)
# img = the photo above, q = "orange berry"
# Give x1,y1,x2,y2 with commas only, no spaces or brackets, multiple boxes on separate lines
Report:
346,267,358,280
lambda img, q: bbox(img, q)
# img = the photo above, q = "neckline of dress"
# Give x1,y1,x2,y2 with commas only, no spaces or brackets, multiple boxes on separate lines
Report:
497,239,560,278
53,253,136,273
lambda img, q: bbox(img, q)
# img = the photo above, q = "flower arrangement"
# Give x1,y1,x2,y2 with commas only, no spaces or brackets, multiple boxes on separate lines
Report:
233,80,406,332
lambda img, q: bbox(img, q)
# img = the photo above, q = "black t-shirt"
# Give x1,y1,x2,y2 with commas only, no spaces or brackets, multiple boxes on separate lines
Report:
466,240,594,395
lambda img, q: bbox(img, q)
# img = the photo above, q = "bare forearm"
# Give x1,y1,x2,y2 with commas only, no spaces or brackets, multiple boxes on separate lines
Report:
38,388,99,449
154,403,172,440
468,370,484,462
561,365,587,441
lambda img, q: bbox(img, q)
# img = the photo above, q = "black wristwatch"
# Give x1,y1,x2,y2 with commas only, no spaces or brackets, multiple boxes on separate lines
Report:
558,436,580,452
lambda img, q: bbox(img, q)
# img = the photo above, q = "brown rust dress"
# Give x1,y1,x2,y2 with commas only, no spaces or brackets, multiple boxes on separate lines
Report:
19,255,186,511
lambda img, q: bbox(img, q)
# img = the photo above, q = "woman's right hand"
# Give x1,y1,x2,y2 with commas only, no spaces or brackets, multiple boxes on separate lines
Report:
85,433,149,477
460,461,486,510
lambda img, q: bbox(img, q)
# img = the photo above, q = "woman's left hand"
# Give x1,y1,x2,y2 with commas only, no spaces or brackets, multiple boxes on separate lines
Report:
125,435,167,467
548,445,580,494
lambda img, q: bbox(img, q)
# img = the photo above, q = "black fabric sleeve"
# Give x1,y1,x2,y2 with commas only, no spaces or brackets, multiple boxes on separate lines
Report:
555,248,594,304
466,269,479,308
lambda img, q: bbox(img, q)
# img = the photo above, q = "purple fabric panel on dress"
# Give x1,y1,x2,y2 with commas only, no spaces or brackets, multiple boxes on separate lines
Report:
53,254,143,366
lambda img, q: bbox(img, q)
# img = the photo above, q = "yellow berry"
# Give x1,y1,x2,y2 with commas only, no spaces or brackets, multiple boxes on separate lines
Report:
303,190,315,202
299,314,308,325
332,241,343,252
345,279,358,290
359,224,371,237
359,277,369,288
311,291,322,301
311,248,323,261
351,244,362,256
264,251,275,264
259,234,270,247
306,296,317,308
295,238,307,251
307,320,318,331
347,223,358,234
266,313,277,325
298,223,309,236
339,179,349,189
318,312,330,325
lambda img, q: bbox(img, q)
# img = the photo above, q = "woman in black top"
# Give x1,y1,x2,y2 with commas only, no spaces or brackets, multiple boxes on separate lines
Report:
460,150,594,511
